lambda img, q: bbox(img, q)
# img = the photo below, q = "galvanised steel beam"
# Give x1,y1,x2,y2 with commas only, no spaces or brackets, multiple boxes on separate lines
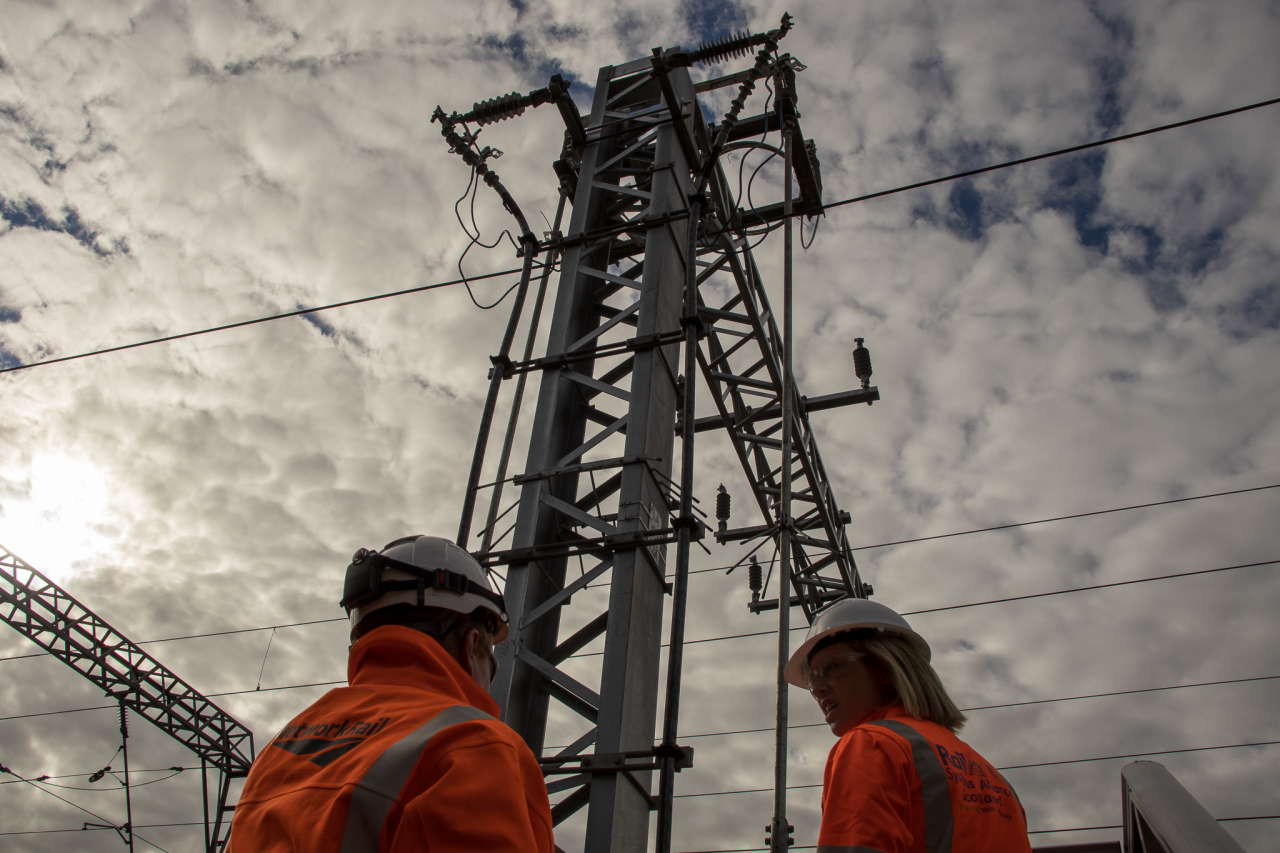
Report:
480,59,698,853
457,23,871,853
688,197,870,618
0,542,253,851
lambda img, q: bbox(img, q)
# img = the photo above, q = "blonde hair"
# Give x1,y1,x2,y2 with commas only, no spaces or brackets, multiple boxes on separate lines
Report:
824,630,968,731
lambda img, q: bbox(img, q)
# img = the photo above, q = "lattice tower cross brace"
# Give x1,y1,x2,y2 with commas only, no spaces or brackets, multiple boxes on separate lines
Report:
488,59,701,853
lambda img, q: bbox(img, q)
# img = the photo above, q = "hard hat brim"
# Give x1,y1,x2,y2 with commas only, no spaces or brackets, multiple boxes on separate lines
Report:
784,618,930,689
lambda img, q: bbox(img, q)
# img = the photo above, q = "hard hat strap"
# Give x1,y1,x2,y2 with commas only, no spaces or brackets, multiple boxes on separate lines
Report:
340,551,507,618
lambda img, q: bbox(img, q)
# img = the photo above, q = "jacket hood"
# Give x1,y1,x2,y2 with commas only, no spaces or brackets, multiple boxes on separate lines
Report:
347,624,501,717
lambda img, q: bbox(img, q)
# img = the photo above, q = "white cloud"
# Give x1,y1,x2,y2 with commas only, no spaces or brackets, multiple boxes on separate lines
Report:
1,0,1278,850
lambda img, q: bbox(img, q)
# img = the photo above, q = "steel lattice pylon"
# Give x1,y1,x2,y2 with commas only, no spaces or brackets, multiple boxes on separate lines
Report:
0,543,254,852
448,19,875,852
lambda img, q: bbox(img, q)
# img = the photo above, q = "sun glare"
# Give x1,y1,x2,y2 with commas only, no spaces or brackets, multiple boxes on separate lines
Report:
0,454,113,583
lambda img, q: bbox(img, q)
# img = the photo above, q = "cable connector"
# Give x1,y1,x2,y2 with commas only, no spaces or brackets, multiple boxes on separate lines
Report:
764,820,795,848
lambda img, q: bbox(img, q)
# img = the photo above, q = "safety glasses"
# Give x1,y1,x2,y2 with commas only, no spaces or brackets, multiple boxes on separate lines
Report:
806,651,867,690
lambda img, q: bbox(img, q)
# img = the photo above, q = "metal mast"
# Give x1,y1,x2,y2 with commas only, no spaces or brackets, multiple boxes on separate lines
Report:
445,15,877,852
0,543,254,852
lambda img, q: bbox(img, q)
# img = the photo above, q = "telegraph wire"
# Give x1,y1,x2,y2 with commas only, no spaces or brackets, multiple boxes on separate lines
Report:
0,264,543,376
671,740,1280,800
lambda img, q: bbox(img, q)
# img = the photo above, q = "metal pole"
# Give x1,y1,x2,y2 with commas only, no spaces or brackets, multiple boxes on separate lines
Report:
655,188,702,853
480,193,567,553
119,698,135,853
457,237,539,549
200,757,211,853
770,74,795,853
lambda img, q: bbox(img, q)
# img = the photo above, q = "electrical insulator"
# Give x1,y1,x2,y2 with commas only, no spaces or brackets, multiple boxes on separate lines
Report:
690,30,756,65
852,337,872,389
748,555,763,603
716,484,730,534
469,91,528,126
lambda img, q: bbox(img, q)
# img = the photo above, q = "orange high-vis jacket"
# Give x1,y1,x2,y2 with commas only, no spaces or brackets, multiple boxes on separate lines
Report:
818,705,1031,853
228,625,554,853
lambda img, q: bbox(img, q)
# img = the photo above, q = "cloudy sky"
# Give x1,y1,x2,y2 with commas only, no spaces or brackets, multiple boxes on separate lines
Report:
2,0,1279,850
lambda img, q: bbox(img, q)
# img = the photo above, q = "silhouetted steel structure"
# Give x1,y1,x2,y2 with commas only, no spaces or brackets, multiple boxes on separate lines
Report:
441,15,875,853
0,543,254,852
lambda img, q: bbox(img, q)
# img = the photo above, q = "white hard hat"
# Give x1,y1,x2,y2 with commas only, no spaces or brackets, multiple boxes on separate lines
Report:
340,535,508,642
784,597,929,688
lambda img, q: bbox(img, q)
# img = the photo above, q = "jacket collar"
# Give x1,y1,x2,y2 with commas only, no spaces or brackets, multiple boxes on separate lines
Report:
348,625,501,717
850,702,909,730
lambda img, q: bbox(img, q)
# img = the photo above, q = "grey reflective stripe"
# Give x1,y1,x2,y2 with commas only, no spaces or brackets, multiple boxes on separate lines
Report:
867,720,953,853
340,704,494,853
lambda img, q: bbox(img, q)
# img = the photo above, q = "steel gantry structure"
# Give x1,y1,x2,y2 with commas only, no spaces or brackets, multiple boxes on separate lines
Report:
440,15,877,852
0,543,254,851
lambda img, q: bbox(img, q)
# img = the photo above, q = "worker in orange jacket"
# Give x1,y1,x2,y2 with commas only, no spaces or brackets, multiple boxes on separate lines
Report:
229,535,554,852
786,598,1032,853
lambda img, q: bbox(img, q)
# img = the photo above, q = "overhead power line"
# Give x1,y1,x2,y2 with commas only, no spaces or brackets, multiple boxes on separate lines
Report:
5,481,1268,666
0,264,539,376
846,484,1280,553
2,99,1275,379
685,483,1280,576
0,766,195,786
820,95,1280,213
1,559,1274,722
672,740,1280,800
601,557,1280,654
542,97,1280,251
673,817,1280,853
675,674,1280,742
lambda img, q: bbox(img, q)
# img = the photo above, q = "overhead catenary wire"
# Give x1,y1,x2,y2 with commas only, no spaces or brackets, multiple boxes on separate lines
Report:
0,821,205,838
1,767,190,789
0,764,169,852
